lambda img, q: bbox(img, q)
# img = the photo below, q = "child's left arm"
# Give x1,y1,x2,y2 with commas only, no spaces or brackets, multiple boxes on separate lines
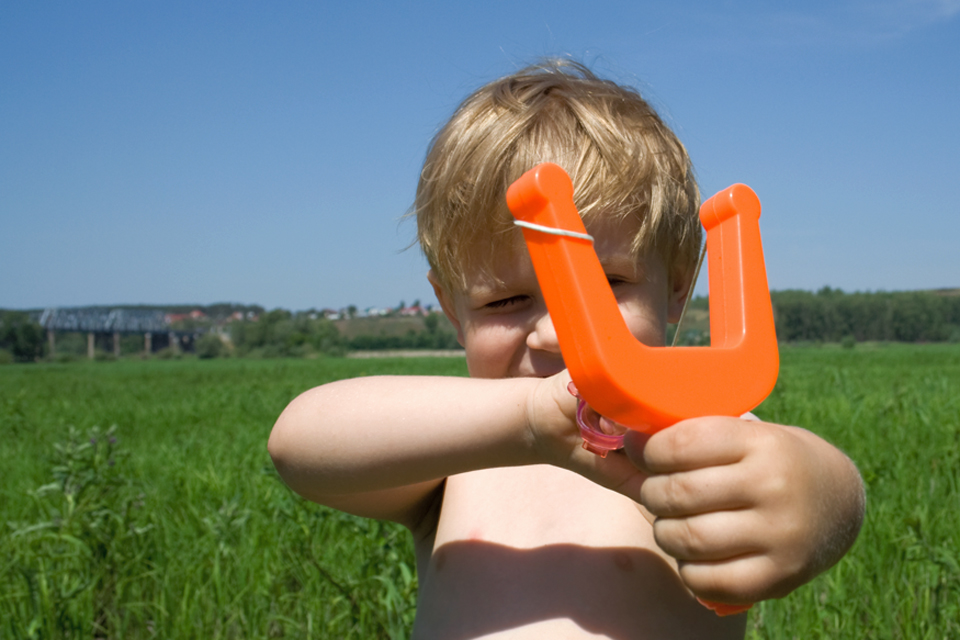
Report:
622,416,865,606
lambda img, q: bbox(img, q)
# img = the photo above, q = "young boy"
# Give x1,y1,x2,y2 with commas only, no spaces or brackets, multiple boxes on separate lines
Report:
269,61,865,639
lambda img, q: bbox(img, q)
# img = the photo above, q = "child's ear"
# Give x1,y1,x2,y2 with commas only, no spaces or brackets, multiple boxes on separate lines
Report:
666,265,695,325
427,270,466,347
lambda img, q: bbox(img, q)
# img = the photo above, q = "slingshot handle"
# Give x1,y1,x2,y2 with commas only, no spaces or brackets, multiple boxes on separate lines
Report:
506,163,779,433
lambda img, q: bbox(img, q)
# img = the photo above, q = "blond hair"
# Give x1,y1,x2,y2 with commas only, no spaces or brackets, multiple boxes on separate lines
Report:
415,60,701,292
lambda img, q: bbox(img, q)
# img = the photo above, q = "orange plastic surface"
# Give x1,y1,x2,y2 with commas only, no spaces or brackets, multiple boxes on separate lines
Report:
506,163,779,433
697,598,754,617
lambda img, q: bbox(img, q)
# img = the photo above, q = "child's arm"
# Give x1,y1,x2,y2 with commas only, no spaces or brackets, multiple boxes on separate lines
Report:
269,375,532,528
268,372,650,530
622,416,865,605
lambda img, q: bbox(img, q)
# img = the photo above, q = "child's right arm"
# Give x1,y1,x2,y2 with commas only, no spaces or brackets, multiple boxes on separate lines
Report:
268,373,649,530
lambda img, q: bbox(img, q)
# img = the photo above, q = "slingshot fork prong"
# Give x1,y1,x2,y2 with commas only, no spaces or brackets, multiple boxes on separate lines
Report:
506,163,779,433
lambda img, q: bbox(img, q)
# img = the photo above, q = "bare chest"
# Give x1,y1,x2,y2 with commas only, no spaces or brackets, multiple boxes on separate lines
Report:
411,466,746,639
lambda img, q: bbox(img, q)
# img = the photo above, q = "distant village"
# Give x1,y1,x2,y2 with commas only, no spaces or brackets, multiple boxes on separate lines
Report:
166,302,438,326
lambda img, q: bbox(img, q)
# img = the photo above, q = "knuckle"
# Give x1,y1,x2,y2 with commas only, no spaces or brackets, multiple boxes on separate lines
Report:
760,470,790,502
754,425,783,453
662,421,703,452
660,416,732,455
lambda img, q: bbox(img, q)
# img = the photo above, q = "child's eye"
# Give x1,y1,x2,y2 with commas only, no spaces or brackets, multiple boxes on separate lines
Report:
485,295,528,309
606,275,629,287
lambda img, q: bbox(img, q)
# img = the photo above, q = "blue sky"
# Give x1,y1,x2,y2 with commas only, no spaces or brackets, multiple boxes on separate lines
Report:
2,1,958,311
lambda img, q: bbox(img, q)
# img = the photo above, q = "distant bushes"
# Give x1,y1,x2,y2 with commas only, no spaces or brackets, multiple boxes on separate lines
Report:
772,288,960,343
0,311,46,362
345,332,461,350
344,313,461,351
224,309,462,357
195,332,228,359
229,309,344,357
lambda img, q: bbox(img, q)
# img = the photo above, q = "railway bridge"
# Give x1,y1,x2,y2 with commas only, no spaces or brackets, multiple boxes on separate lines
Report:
39,307,201,358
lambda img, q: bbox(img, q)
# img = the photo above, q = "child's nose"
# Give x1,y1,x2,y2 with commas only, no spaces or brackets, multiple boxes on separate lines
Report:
527,312,561,353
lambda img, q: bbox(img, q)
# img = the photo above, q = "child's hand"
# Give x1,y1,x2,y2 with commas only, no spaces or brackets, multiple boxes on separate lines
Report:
622,416,864,605
525,371,651,503
525,370,581,456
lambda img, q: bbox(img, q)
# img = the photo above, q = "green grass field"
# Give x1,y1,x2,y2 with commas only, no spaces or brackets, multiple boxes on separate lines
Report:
2,345,959,638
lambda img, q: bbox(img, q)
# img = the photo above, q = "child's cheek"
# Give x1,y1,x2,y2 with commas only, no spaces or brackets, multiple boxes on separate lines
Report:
462,323,517,379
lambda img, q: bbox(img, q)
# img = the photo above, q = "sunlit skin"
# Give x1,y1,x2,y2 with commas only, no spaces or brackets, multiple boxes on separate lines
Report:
414,229,747,638
269,224,864,639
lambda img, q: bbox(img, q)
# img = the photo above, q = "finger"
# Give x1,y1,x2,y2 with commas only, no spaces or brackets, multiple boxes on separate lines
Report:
640,465,753,517
568,446,649,503
627,416,752,474
677,553,799,603
651,510,765,562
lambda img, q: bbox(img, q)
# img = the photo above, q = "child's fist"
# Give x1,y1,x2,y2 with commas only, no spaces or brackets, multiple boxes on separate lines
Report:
624,416,864,604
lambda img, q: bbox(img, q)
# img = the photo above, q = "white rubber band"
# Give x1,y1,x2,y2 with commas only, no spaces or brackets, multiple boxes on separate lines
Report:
514,220,594,242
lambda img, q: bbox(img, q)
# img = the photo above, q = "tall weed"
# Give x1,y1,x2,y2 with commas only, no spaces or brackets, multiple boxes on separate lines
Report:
5,425,152,638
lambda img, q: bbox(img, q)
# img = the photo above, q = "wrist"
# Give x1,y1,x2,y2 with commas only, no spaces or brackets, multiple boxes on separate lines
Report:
523,372,579,466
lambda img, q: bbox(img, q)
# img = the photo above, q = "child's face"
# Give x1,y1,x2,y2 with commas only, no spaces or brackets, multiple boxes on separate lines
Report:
431,221,689,380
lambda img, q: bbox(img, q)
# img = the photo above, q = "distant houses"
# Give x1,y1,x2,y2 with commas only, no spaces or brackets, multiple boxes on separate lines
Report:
320,304,437,321
164,309,209,324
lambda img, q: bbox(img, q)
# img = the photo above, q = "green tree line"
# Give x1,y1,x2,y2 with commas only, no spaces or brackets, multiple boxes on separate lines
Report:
227,309,344,358
771,288,960,343
343,313,461,351
5,289,959,363
224,309,459,358
0,311,46,362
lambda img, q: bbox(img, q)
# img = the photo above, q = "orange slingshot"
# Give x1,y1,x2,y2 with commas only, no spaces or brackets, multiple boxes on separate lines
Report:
506,162,779,433
506,163,780,617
